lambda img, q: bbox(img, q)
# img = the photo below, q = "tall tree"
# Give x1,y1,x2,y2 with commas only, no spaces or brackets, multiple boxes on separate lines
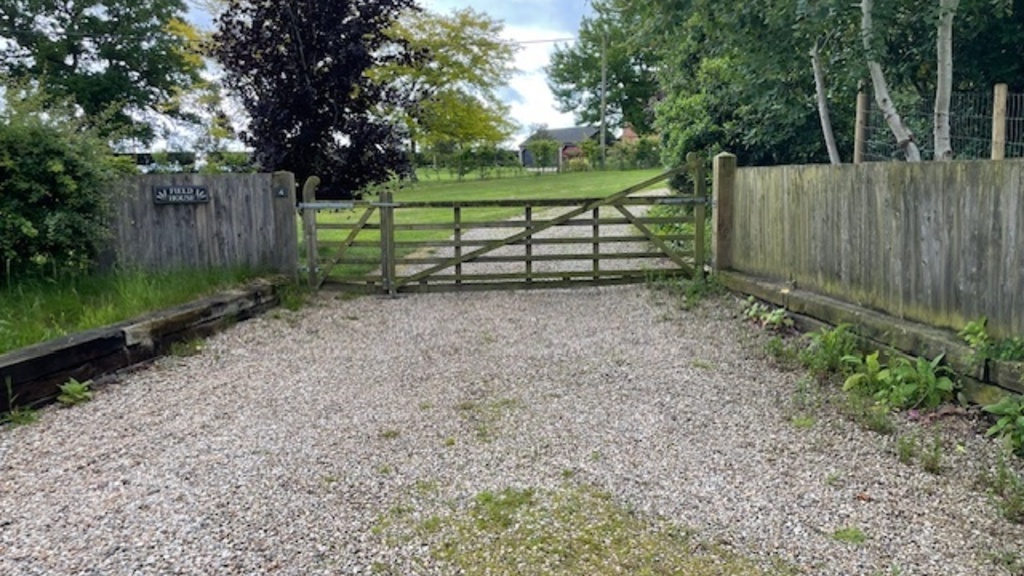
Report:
0,0,201,142
546,0,659,134
372,7,518,162
212,0,417,198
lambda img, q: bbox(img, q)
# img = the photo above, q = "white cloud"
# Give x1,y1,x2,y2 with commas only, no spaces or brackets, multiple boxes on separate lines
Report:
185,0,588,149
422,1,586,144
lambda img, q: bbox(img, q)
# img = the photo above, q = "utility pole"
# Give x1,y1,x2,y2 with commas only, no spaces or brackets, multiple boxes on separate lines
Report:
600,29,608,169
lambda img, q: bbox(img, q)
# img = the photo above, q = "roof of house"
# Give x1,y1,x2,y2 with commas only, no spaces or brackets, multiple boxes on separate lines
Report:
520,126,600,147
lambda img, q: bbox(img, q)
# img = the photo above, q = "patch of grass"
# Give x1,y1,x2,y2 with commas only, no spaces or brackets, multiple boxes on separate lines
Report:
2,404,39,427
824,472,843,487
169,338,205,358
376,484,794,575
2,377,38,427
648,274,725,309
841,394,896,435
988,549,1024,572
791,415,816,429
454,397,520,442
378,465,394,476
897,434,919,465
832,526,867,544
764,336,800,370
921,435,944,474
277,282,309,311
0,267,263,355
442,437,456,447
691,358,714,370
379,429,401,440
982,452,1024,523
57,377,93,406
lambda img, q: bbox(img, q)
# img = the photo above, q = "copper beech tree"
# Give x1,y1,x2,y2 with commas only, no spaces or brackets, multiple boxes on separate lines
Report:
212,0,419,198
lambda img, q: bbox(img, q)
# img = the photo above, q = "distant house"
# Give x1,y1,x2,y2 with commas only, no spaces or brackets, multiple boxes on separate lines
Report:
519,126,610,170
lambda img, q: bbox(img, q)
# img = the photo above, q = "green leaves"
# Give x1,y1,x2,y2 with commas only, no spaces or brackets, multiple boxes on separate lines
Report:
0,83,126,282
843,352,956,411
57,378,94,406
984,395,1024,456
0,0,201,141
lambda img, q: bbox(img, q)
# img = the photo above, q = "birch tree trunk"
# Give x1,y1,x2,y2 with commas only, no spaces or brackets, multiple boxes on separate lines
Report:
933,0,960,160
861,0,922,162
811,40,842,165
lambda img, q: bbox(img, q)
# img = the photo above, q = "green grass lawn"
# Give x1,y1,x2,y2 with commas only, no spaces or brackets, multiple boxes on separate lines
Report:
0,267,265,355
310,169,671,282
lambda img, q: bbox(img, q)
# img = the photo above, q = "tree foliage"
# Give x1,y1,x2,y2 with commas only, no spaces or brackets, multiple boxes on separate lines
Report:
0,0,201,142
547,0,659,134
374,8,519,171
0,84,133,281
212,0,417,198
595,0,1024,166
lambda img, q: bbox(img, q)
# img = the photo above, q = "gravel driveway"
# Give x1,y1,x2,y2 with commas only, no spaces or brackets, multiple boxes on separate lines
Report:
2,285,1023,575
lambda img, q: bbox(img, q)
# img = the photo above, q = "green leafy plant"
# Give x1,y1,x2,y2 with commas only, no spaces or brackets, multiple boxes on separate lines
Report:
843,352,955,411
799,324,858,378
57,378,94,406
959,317,1024,367
983,394,1024,456
743,297,793,331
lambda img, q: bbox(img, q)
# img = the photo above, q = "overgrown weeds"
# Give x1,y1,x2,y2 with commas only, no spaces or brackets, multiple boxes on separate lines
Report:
0,267,264,355
981,452,1024,523
799,324,858,379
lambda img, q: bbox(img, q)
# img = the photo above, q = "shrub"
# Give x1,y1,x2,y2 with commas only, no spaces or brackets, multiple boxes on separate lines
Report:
0,84,134,282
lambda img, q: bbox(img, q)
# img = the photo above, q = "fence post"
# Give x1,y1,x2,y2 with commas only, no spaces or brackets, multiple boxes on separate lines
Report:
692,156,707,280
379,190,397,296
301,176,320,289
854,81,869,164
271,171,298,280
992,83,1008,160
712,153,737,273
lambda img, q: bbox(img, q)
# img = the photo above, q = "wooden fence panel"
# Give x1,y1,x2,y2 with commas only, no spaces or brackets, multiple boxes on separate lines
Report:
727,159,1024,337
110,172,297,276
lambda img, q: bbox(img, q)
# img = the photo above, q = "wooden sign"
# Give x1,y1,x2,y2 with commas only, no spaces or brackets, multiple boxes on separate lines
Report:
153,185,210,205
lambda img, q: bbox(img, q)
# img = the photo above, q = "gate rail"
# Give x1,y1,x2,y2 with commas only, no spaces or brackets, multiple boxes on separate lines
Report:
300,161,709,293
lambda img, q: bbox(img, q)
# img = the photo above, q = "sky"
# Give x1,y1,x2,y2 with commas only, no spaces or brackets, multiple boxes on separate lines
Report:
187,0,591,145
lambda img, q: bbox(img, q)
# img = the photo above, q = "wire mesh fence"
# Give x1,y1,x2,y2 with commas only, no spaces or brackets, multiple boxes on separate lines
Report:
864,87,1024,161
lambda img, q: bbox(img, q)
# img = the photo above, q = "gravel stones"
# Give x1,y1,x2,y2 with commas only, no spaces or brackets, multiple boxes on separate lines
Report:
1,286,1023,575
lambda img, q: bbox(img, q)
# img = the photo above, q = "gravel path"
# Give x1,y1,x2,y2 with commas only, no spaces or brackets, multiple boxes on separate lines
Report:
2,285,1023,575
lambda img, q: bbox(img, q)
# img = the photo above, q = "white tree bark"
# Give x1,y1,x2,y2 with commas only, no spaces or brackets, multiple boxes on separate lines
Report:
933,0,960,160
811,40,842,165
861,0,922,162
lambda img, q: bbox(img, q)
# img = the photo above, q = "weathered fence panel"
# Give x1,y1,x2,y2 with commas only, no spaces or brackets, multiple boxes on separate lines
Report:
110,172,297,276
717,158,1024,337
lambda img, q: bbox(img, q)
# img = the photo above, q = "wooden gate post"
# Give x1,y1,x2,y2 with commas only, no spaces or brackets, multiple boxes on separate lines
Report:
692,156,707,280
378,190,397,296
301,176,321,289
712,153,737,272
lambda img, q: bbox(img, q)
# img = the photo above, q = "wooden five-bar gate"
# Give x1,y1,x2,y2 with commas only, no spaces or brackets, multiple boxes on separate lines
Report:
299,163,709,294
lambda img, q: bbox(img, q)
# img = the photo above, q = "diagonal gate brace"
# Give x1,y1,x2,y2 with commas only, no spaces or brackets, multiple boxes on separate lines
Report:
394,167,687,288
